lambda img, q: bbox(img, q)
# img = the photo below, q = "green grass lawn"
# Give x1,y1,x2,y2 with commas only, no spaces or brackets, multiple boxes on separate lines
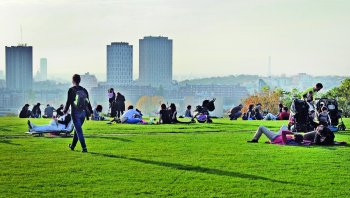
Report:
1,117,350,197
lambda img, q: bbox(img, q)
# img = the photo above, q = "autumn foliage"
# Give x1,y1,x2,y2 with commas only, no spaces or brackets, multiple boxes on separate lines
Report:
241,88,281,115
136,96,164,116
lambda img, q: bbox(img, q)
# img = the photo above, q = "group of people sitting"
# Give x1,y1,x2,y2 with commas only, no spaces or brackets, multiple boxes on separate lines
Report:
229,103,290,121
106,103,196,125
19,103,65,119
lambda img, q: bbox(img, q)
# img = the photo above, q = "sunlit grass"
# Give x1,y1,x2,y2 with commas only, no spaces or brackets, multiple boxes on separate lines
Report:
1,117,350,197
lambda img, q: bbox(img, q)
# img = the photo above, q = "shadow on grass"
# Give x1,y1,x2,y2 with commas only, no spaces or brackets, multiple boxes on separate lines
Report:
336,132,350,135
0,139,21,146
87,135,133,142
90,152,296,185
310,143,350,150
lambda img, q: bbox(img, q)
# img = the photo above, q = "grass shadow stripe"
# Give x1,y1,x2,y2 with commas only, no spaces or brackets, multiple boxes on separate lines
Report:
86,135,133,142
0,139,21,146
90,152,302,186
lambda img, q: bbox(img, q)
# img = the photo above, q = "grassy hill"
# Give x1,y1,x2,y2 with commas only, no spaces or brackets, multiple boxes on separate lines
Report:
1,117,350,197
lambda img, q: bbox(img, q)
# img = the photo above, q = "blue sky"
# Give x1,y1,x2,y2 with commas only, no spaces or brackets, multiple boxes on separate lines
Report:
0,0,349,81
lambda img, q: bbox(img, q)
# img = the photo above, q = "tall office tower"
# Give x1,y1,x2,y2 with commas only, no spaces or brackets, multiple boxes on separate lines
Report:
139,36,172,87
40,58,47,81
5,45,33,91
107,42,133,86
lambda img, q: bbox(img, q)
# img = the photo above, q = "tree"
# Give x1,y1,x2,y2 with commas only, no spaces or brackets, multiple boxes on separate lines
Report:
136,96,164,116
241,88,281,114
322,78,350,117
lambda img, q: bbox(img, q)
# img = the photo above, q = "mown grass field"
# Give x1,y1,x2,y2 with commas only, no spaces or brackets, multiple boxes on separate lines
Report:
1,117,350,197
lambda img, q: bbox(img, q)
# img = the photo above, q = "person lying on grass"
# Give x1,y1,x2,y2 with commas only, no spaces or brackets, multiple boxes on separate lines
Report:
27,114,72,132
247,125,306,145
247,125,346,146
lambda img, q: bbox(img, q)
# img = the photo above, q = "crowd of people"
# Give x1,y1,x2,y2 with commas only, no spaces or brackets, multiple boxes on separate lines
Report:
22,78,346,152
228,103,290,121
19,103,65,119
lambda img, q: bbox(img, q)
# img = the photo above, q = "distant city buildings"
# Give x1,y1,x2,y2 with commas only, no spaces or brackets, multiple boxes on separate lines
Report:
34,58,48,82
80,72,98,92
5,45,33,91
107,42,133,86
139,36,173,87
0,80,5,89
0,70,4,79
40,58,47,81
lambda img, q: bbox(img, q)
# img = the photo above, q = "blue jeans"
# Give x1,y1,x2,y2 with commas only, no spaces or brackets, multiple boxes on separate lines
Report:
230,112,242,120
71,111,87,150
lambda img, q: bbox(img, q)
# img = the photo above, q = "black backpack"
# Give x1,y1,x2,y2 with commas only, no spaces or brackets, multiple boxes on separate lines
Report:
204,98,216,112
73,88,89,112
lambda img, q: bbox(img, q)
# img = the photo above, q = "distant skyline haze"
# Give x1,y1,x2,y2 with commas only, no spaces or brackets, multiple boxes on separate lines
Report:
1,0,350,80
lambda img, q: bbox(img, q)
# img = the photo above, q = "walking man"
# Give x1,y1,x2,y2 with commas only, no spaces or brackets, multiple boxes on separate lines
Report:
64,74,93,152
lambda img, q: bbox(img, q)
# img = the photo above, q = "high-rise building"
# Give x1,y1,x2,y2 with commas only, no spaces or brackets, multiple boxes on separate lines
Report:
80,72,98,92
107,42,133,86
5,45,33,91
139,36,172,87
40,58,47,81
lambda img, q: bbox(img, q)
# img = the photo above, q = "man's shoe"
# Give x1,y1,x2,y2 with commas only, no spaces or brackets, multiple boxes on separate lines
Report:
27,120,33,130
68,144,74,151
247,140,258,143
82,148,88,153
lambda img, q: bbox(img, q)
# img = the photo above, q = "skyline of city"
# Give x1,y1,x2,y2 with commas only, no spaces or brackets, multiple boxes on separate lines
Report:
1,0,350,78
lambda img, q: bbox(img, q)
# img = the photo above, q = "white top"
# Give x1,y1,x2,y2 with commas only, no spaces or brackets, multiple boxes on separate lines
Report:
122,109,140,119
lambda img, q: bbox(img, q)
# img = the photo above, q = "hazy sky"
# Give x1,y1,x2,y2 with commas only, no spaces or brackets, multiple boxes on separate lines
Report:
1,0,349,81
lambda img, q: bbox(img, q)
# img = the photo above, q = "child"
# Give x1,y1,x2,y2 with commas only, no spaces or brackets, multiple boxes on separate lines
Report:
91,105,105,121
318,106,331,126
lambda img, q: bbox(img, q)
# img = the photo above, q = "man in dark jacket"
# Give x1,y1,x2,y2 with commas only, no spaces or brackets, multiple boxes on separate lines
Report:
116,92,126,118
64,74,93,153
31,103,41,118
56,104,64,117
229,104,243,120
19,104,31,118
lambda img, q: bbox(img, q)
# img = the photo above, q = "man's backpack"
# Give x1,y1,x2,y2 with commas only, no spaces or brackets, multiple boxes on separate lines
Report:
73,88,89,112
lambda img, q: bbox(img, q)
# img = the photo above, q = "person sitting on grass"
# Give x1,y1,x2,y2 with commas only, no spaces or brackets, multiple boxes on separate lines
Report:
254,103,263,120
245,104,255,120
27,114,72,132
159,104,171,124
278,103,284,113
278,107,290,120
91,105,105,121
242,113,248,120
31,103,42,118
262,110,279,120
19,104,31,118
120,105,142,124
318,106,331,127
43,104,56,118
56,104,64,117
229,104,243,120
184,105,193,118
169,103,194,124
